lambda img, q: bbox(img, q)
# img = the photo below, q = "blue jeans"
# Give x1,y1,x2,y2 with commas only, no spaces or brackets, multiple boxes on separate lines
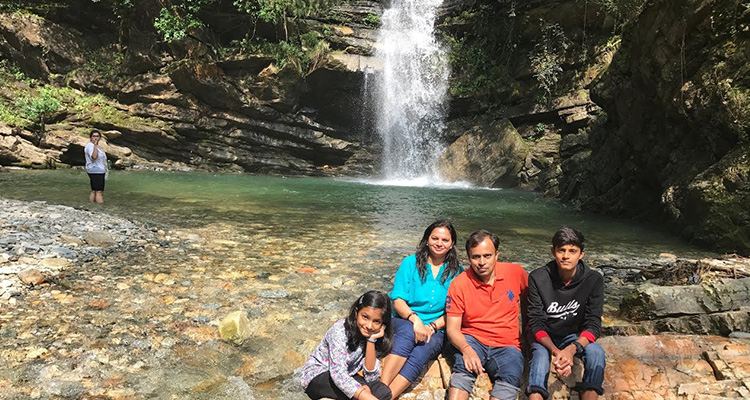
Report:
389,317,446,382
526,333,606,399
450,335,524,400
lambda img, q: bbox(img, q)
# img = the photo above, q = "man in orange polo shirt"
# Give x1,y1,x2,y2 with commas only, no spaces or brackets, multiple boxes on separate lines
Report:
445,229,528,400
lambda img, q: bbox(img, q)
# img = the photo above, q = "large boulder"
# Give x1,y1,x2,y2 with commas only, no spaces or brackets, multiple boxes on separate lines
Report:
664,145,750,255
0,13,86,79
0,125,52,168
402,336,750,399
437,118,530,187
621,278,750,320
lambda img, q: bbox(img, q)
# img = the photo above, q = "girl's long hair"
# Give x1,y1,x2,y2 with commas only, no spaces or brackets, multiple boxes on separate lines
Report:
415,219,461,283
344,290,393,357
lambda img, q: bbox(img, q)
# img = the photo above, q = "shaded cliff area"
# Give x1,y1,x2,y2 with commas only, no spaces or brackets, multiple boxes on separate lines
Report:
436,0,749,254
0,0,748,254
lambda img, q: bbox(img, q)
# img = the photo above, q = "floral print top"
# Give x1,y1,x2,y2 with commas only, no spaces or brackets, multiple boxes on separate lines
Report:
297,319,380,398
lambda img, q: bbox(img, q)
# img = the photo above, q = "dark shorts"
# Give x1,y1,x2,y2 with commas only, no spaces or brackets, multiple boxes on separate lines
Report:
88,173,105,191
305,371,391,400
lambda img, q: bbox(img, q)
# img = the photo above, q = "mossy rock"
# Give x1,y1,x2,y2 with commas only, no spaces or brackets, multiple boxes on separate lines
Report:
674,144,750,255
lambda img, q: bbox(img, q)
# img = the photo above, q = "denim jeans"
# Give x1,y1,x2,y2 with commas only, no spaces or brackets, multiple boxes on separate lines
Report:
526,333,606,399
389,317,446,382
451,335,524,400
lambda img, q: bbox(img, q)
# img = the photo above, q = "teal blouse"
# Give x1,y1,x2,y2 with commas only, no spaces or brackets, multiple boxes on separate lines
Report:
390,254,462,324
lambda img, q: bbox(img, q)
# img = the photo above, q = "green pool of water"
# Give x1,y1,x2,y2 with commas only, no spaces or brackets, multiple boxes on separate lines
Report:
0,169,716,266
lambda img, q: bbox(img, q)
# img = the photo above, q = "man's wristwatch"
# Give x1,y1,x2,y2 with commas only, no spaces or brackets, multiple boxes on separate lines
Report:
573,341,585,357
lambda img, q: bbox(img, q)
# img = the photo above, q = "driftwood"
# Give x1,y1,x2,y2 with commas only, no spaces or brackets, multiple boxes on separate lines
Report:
600,259,750,284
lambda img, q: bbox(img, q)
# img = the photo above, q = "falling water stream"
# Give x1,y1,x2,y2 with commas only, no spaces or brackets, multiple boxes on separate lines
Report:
374,0,450,182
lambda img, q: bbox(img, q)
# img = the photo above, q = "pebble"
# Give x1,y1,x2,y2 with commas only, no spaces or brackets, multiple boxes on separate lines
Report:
18,268,45,285
259,289,288,299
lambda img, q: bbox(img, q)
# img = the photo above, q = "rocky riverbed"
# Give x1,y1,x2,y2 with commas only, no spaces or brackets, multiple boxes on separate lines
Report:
3,196,750,400
0,196,389,400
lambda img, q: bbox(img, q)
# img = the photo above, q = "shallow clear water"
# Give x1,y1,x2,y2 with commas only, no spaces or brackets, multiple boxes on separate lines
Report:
0,169,718,399
0,169,716,265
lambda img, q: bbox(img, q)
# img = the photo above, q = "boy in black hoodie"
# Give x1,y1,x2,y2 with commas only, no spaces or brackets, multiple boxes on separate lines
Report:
525,227,605,400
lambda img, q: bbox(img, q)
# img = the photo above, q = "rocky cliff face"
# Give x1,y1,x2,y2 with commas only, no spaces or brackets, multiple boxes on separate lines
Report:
557,0,749,254
435,0,748,254
0,1,382,175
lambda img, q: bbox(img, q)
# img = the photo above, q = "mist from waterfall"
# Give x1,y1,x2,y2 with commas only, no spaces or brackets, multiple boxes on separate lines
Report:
374,0,450,183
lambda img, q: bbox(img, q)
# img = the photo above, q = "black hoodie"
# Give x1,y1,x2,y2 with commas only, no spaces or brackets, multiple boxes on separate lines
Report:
527,260,604,341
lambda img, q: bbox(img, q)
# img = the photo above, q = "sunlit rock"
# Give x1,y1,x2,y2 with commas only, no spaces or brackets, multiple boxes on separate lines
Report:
40,258,69,270
17,268,44,285
83,231,116,247
438,118,529,188
219,310,252,345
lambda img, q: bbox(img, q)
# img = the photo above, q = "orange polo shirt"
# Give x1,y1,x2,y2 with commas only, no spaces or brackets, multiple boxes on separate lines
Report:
445,262,528,349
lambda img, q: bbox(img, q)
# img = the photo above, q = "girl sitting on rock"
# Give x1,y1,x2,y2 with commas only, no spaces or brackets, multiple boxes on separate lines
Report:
298,290,394,400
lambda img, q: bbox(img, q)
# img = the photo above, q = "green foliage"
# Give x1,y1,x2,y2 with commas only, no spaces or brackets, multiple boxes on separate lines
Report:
535,122,547,134
0,1,66,15
15,86,61,123
439,4,519,100
0,60,37,86
529,21,571,101
231,33,329,76
233,0,343,22
154,1,212,43
0,65,158,131
236,39,304,67
363,13,380,27
90,0,132,5
443,35,492,95
715,79,750,143
81,47,125,79
299,31,320,49
0,103,27,127
304,39,330,75
227,22,330,76
590,0,647,30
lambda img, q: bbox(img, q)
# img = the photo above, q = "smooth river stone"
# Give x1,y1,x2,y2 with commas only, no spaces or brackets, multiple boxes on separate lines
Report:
18,268,45,285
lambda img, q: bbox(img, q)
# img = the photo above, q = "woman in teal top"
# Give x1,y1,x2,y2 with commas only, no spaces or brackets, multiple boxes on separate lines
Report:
381,219,463,398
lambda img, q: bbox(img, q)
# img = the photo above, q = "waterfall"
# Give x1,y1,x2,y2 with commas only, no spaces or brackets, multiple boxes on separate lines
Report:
374,0,450,182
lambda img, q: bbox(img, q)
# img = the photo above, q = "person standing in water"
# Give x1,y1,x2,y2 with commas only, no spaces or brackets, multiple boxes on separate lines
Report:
84,129,108,203
380,219,463,398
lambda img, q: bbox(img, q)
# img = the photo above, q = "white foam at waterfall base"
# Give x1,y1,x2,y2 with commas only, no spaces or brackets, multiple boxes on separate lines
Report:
351,176,485,190
373,0,450,181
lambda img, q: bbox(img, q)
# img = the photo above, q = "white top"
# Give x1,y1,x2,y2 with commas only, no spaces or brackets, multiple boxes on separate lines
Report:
84,142,107,174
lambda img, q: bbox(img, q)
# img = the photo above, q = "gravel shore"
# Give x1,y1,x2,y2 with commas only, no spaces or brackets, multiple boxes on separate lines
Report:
0,197,175,306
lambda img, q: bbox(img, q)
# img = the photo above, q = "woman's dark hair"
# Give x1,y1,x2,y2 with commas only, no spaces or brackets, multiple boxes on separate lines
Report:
344,290,393,357
415,219,461,283
552,227,585,251
89,130,101,138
